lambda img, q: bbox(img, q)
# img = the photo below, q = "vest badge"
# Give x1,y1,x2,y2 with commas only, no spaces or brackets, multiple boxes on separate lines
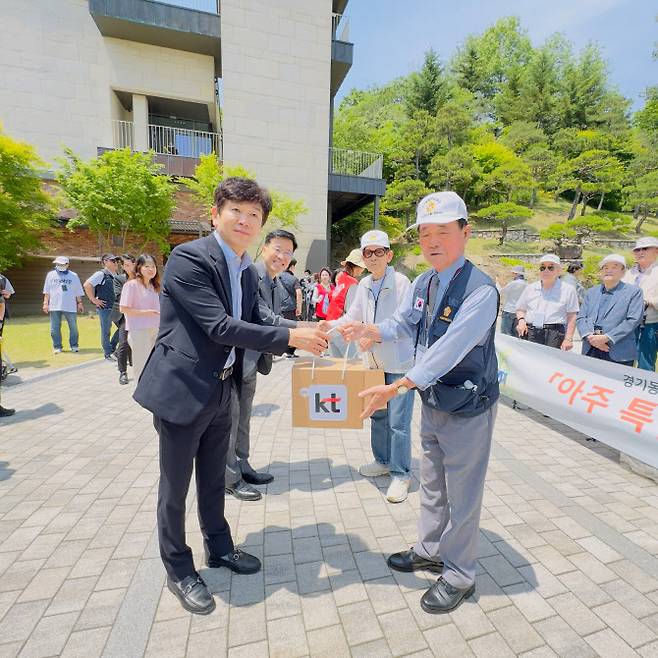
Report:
414,297,425,311
439,306,453,322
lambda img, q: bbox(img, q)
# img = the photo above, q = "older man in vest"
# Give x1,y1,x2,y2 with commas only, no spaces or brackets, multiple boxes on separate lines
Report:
340,191,499,614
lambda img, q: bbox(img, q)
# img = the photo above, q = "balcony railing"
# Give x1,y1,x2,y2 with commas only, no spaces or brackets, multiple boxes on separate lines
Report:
330,147,383,179
332,12,350,41
154,0,219,13
112,120,221,159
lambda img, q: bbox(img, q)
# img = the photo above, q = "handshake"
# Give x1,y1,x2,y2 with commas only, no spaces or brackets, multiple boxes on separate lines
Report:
286,321,382,356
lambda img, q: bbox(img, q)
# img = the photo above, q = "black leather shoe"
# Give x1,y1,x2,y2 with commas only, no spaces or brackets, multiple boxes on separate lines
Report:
207,548,261,574
226,480,262,501
387,549,443,574
166,575,215,615
421,577,475,614
119,372,128,385
0,406,15,417
240,461,274,485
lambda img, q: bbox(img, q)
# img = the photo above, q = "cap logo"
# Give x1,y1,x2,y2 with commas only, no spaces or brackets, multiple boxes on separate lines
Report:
423,199,439,215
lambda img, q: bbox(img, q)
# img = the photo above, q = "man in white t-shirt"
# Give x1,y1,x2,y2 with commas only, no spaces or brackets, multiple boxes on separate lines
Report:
42,256,85,354
515,254,579,350
499,265,527,336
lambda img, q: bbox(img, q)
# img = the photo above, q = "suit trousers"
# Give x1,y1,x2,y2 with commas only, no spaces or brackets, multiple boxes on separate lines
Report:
225,360,259,486
413,403,497,589
155,378,234,581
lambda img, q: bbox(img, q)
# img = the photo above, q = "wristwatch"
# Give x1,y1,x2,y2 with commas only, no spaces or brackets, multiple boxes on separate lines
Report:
396,384,409,396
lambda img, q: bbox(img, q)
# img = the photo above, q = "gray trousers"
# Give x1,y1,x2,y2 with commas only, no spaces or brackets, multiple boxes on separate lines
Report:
413,403,497,589
225,360,258,486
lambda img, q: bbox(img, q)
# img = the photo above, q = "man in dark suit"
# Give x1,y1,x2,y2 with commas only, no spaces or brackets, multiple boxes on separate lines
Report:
134,177,328,615
577,254,644,366
225,228,301,501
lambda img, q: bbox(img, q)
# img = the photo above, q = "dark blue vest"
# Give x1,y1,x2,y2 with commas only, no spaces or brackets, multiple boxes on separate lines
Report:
94,270,116,306
414,260,499,418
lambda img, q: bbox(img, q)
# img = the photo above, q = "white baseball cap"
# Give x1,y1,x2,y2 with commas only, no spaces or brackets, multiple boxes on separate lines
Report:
52,256,69,265
600,254,627,268
341,248,366,269
511,265,525,274
633,236,658,250
360,230,390,250
409,191,468,230
539,254,561,266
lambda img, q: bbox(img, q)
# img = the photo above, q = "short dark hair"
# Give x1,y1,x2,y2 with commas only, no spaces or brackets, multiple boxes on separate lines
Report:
121,253,136,263
567,262,582,273
289,258,297,268
264,228,298,252
213,177,273,225
457,218,468,229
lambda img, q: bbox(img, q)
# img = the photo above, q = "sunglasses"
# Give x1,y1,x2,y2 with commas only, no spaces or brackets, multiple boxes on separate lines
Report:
539,265,556,271
634,247,652,252
362,247,389,258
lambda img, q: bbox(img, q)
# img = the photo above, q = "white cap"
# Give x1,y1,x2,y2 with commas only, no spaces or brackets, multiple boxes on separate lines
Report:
360,230,390,250
409,191,468,230
633,236,658,250
539,254,561,266
52,256,69,265
600,254,627,268
511,265,525,274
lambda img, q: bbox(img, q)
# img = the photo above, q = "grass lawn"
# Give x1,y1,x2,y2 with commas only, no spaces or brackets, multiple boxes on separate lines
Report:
3,314,104,372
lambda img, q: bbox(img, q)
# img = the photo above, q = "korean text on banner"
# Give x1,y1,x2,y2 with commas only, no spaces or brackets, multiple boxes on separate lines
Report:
292,357,385,429
496,334,658,469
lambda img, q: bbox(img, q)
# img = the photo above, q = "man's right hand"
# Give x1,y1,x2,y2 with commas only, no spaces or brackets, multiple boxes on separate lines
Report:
42,303,49,315
516,318,528,337
288,326,329,356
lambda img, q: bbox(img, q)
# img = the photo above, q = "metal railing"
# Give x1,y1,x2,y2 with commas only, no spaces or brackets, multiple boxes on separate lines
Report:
332,12,350,41
111,120,221,159
153,0,219,13
112,120,134,150
330,147,383,178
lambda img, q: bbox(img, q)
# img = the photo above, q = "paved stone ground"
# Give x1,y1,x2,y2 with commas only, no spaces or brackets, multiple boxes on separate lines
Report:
3,358,658,657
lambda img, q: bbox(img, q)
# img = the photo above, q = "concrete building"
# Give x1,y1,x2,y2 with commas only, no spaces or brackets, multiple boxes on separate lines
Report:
0,0,385,314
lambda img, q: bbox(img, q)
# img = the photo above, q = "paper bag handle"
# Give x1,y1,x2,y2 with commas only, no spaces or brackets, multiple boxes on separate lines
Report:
309,340,356,382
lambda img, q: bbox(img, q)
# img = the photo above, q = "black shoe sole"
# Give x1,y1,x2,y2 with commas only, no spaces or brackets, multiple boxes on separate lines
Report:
387,557,443,574
420,585,475,615
166,580,216,615
206,559,262,575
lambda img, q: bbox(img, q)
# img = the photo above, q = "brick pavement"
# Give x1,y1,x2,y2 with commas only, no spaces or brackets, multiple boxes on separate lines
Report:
2,359,658,657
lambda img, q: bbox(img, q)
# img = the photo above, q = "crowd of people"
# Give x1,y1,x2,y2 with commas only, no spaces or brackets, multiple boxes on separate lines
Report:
3,177,658,620
498,236,658,370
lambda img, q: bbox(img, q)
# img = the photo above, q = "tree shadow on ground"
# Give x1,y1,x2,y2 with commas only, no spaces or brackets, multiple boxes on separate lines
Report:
261,458,421,496
198,524,537,610
251,403,280,417
0,461,15,481
0,403,63,425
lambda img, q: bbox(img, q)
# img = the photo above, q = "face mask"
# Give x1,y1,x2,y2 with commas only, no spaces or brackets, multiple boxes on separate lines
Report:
55,265,69,273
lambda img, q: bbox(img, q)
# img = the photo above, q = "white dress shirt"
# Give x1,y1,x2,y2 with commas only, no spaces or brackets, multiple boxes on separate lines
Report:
516,279,579,327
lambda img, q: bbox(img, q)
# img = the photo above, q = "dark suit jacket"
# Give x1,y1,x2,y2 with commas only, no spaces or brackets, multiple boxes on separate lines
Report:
576,281,644,363
133,234,290,425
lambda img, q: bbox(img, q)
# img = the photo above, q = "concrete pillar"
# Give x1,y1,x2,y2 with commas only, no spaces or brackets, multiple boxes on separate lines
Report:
132,94,149,152
373,196,380,229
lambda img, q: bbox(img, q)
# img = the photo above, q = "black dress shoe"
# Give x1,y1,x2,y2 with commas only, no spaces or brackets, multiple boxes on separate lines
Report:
387,549,443,574
167,575,215,615
240,461,274,485
226,479,262,501
420,577,475,614
0,406,15,417
119,372,128,385
207,548,261,574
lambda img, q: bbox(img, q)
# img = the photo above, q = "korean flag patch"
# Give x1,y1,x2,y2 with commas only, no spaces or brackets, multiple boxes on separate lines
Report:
414,297,425,311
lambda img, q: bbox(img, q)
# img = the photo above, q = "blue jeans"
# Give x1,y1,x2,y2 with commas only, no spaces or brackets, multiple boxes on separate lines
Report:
638,322,658,372
97,307,119,357
370,372,415,478
49,311,79,350
500,311,516,336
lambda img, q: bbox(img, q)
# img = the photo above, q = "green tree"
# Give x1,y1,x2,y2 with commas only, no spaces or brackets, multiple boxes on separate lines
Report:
520,45,561,133
404,49,451,116
476,202,532,244
428,145,481,201
624,170,658,232
522,144,559,205
635,86,658,136
540,223,577,253
57,148,175,253
0,126,55,269
381,178,431,228
499,121,547,154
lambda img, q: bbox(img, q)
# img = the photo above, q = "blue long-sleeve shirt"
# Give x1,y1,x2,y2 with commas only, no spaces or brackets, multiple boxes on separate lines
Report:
377,257,498,391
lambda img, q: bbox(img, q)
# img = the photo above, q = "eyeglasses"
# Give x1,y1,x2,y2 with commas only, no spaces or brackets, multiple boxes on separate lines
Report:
634,248,652,253
539,265,556,271
362,248,389,258
271,246,294,259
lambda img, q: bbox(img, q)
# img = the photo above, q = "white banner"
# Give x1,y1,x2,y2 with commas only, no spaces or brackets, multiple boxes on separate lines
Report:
496,334,658,469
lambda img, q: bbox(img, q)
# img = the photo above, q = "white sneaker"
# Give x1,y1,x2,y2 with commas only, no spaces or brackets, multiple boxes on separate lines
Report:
53,348,62,354
71,347,79,353
359,461,389,478
386,477,410,503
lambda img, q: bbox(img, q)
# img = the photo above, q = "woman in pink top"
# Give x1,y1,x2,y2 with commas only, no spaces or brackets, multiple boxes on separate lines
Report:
119,254,161,379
